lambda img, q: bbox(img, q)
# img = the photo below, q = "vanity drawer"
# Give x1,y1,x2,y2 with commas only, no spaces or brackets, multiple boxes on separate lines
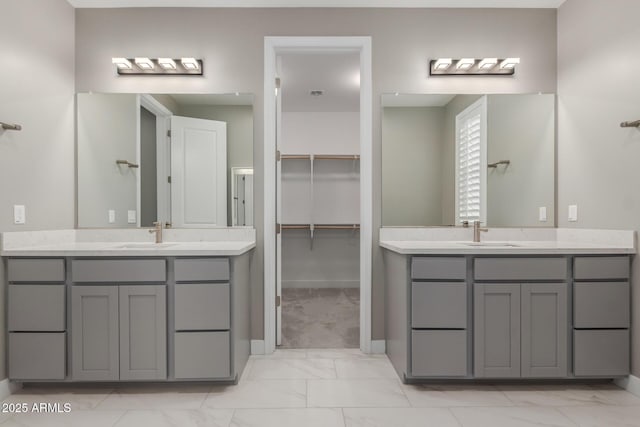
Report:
574,282,629,328
174,283,230,330
411,330,467,377
71,259,166,282
174,258,229,282
474,258,566,281
412,282,467,328
574,329,629,377
7,259,65,282
9,332,66,380
574,256,629,280
174,331,230,379
411,257,466,280
8,285,66,331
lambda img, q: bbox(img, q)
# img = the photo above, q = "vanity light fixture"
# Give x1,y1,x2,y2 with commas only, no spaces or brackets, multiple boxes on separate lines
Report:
429,57,519,76
157,58,177,70
456,58,475,71
112,57,133,70
112,57,203,75
499,57,520,70
134,57,155,70
433,58,453,71
181,57,200,71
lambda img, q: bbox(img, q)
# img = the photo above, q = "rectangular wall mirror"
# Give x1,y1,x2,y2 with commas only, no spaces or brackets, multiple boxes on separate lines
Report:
382,93,555,227
77,93,254,228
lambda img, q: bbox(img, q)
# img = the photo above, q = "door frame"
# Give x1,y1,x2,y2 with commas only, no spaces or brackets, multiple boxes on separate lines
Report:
263,36,373,354
139,94,172,225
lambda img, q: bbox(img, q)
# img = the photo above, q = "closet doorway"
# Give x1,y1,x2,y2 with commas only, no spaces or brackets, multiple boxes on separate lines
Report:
264,37,373,354
277,52,361,348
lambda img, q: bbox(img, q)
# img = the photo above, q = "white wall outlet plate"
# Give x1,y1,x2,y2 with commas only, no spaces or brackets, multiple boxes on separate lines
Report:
539,206,547,222
127,210,136,224
13,205,26,224
108,210,116,224
568,204,578,222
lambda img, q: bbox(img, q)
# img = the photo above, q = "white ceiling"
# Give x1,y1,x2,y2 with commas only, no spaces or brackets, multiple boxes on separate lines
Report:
279,52,360,113
67,0,565,8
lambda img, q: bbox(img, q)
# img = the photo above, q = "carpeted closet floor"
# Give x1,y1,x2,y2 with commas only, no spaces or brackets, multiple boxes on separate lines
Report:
280,288,360,348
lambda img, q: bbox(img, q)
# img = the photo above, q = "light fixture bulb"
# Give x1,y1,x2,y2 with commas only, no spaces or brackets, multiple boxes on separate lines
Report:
433,58,453,71
112,57,133,70
158,58,177,70
181,58,200,70
478,58,498,70
134,57,154,70
456,58,475,70
500,57,520,70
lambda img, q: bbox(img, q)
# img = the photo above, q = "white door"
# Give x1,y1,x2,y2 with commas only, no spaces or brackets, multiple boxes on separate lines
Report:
170,116,227,228
275,77,283,345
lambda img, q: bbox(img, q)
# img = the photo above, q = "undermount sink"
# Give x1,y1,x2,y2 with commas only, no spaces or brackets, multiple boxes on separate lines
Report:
461,242,522,247
117,242,177,249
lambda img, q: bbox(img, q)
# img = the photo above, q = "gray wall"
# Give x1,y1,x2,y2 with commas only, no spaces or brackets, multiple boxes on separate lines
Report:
177,105,254,225
0,0,75,380
487,94,555,227
558,0,640,376
77,93,138,227
382,107,444,226
75,7,557,341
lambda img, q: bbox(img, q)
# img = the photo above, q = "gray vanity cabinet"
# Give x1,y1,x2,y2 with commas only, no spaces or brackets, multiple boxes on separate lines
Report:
474,258,568,379
71,285,167,381
71,286,119,381
475,282,568,378
573,256,630,377
7,258,67,381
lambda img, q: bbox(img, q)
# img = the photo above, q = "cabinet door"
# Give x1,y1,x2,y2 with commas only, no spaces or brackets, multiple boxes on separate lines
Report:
521,283,568,378
474,283,520,378
119,285,167,380
71,286,119,381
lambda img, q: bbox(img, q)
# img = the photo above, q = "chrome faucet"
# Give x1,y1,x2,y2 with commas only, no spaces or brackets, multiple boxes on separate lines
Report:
473,220,488,243
149,221,164,244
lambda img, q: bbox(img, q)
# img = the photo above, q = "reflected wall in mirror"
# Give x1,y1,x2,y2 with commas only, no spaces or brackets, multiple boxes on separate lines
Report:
77,93,254,228
382,93,555,227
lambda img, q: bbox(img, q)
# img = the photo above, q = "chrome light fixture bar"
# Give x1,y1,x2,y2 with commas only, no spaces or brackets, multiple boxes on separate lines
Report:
113,57,203,75
430,57,519,76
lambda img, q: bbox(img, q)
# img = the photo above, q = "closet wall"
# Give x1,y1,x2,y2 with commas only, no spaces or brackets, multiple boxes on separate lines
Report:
281,112,360,288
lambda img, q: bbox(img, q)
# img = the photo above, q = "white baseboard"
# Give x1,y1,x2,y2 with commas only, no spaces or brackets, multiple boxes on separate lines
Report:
0,379,21,400
282,280,359,289
251,340,265,355
615,375,640,397
371,340,386,354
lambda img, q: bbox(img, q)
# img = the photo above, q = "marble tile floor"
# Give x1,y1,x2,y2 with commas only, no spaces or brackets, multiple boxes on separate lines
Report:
2,349,640,427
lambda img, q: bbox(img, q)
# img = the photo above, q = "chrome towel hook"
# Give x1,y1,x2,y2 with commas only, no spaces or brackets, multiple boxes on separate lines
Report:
1,122,22,131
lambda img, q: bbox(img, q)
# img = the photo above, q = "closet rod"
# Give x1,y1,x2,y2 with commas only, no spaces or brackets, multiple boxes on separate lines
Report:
314,154,360,160
281,154,311,160
281,224,360,230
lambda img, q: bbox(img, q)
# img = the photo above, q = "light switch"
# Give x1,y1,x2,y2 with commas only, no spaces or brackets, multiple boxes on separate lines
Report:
568,204,578,222
539,206,547,222
13,205,26,225
108,210,116,224
127,210,137,224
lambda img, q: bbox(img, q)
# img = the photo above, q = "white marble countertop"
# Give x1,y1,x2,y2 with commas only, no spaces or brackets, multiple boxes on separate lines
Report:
0,229,256,257
379,227,636,255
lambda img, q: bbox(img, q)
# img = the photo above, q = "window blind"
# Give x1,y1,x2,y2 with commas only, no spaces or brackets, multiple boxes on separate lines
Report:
455,97,486,224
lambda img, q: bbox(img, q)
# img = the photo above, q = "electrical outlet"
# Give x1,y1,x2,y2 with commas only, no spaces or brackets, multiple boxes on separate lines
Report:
539,206,547,222
568,204,578,222
127,210,137,224
108,210,116,224
13,205,26,224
